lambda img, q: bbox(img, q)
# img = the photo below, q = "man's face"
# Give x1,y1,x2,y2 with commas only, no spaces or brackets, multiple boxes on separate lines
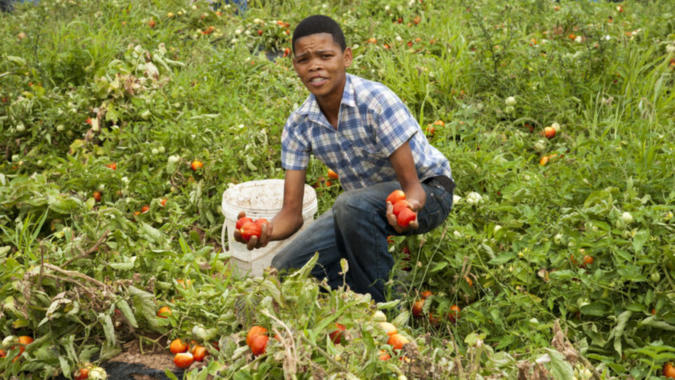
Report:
292,33,352,102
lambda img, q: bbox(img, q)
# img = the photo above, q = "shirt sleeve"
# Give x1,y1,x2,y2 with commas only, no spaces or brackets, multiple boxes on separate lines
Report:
281,115,311,170
373,88,419,157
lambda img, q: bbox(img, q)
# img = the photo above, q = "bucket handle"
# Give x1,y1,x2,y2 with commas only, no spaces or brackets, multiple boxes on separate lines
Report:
221,221,229,253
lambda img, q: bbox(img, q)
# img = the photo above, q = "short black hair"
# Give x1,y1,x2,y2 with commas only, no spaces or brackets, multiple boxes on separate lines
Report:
292,15,346,53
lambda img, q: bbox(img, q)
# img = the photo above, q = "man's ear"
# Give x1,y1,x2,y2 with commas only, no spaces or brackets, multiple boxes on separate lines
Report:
343,47,353,68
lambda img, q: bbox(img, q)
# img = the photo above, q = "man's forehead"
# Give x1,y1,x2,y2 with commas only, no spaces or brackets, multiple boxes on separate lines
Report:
294,33,341,52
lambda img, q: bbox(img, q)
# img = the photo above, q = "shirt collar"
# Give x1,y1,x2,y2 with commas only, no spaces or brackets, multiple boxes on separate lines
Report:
297,74,356,120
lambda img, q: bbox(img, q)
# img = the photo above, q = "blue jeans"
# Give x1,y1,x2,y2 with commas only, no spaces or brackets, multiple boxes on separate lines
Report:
271,180,453,302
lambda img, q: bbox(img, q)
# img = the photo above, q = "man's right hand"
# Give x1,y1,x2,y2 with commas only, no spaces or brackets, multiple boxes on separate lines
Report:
233,211,273,250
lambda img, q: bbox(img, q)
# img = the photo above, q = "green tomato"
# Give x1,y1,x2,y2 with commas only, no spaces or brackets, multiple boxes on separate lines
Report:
650,272,661,283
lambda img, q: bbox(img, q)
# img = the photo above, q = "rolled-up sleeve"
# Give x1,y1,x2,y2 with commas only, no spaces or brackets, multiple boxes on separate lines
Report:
374,92,418,157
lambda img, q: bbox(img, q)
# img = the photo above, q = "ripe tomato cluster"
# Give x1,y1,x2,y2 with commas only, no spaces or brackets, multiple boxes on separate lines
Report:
0,335,33,363
236,216,268,242
169,338,210,368
386,190,417,227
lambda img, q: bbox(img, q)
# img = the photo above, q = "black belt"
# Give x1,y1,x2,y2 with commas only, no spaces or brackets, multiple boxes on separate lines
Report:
423,176,455,194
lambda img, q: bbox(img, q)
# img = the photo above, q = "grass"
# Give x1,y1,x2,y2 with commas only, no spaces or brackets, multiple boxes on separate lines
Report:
0,0,673,378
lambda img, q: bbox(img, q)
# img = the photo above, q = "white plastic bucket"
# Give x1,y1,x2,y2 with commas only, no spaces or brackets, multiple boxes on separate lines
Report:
221,179,318,277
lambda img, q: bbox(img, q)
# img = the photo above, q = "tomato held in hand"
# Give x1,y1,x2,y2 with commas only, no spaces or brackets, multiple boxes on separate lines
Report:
392,200,411,215
386,190,406,205
240,221,262,241
235,216,253,230
397,207,417,227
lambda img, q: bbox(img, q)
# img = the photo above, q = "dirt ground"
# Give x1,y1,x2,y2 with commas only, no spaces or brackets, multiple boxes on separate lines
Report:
103,339,204,380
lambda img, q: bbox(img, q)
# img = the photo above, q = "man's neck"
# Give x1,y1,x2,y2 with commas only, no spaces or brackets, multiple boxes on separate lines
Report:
316,78,346,129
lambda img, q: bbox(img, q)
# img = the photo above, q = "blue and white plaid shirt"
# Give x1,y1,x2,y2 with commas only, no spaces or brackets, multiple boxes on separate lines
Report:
281,74,452,191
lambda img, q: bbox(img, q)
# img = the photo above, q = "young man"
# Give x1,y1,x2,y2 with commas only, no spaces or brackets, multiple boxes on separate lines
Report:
234,15,454,302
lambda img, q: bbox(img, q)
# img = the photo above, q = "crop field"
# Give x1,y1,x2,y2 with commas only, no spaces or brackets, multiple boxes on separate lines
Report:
1,0,674,378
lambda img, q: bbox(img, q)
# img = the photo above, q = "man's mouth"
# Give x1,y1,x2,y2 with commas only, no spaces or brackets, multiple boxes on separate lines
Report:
309,77,328,87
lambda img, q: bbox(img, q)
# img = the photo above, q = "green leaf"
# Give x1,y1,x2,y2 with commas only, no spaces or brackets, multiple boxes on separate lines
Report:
546,349,574,380
116,299,139,328
632,230,649,253
58,355,72,379
489,252,515,265
99,312,116,347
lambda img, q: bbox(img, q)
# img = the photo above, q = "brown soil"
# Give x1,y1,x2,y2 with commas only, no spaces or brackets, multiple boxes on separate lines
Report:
104,339,206,379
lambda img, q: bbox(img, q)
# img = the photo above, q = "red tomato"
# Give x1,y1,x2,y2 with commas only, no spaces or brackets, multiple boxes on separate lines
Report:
93,191,102,202
329,323,346,344
190,160,204,171
18,336,33,345
327,169,339,179
254,218,269,227
397,207,417,227
192,345,208,361
393,200,411,215
169,338,188,354
386,190,406,205
157,306,171,318
249,334,268,356
74,368,89,380
246,326,268,348
173,352,194,368
235,217,253,230
412,298,425,318
544,127,556,139
240,222,262,241
448,304,461,323
663,362,675,378
387,333,410,350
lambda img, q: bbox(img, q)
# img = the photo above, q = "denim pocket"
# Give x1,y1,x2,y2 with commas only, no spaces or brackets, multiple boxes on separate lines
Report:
412,187,451,235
